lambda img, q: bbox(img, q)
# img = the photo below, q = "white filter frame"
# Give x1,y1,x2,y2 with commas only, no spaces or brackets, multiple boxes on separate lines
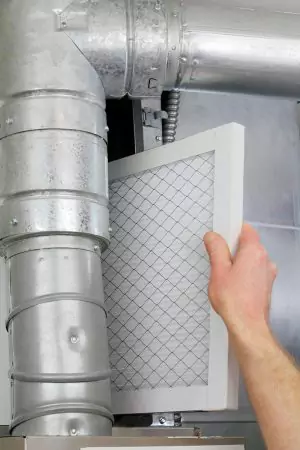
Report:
108,123,245,414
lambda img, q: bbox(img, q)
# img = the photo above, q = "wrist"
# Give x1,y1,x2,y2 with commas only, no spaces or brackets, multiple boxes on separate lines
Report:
227,318,273,357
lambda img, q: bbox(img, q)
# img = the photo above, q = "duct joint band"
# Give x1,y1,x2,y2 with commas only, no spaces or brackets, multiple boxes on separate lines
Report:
6,293,107,330
10,403,114,433
0,92,107,140
9,370,111,383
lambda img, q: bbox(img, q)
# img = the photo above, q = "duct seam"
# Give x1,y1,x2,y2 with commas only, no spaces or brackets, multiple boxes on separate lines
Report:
6,293,108,330
9,403,114,434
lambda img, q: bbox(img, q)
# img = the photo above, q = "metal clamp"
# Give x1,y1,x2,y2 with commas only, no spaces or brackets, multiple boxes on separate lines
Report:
142,107,168,128
151,413,182,427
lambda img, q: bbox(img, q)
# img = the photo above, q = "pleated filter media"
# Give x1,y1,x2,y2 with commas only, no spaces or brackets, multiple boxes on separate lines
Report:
102,124,244,414
103,152,214,393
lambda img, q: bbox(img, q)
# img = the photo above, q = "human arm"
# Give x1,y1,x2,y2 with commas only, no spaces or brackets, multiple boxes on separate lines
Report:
204,224,300,450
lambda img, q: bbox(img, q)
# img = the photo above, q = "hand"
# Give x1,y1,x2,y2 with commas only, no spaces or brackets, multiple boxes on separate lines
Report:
204,224,277,336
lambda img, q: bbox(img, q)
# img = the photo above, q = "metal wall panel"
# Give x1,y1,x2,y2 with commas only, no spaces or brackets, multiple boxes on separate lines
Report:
257,227,300,361
177,93,300,226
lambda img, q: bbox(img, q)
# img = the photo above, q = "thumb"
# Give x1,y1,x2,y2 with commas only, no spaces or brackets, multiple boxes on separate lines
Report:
204,232,232,279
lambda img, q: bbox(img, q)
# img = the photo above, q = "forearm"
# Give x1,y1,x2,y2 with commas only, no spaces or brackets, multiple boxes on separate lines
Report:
204,226,299,449
230,322,300,450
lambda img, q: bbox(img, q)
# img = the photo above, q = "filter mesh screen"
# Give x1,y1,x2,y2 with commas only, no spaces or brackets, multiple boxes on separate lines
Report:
103,152,214,392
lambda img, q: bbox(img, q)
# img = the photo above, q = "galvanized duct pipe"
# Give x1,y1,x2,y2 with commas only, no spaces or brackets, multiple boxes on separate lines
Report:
2,0,300,439
0,0,112,437
64,0,300,98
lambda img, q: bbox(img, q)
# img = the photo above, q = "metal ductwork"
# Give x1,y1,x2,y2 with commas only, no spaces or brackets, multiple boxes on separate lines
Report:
1,0,300,438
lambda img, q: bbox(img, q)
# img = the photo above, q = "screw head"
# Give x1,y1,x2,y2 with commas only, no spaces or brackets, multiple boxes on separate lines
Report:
70,335,79,344
159,416,166,424
6,118,13,125
70,429,78,436
94,245,100,252
10,218,18,226
156,136,162,142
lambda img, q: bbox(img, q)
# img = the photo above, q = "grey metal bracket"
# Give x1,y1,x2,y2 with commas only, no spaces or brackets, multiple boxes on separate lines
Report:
151,413,182,427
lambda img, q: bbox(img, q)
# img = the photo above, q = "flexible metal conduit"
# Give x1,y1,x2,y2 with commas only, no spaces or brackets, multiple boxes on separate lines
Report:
163,90,181,145
1,0,300,438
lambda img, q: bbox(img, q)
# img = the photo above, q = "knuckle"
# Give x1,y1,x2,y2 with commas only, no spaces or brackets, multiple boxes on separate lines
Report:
208,283,217,300
254,245,268,262
208,282,221,304
270,262,278,278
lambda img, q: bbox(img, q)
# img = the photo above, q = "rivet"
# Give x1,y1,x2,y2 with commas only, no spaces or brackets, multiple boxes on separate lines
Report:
70,335,79,344
6,118,13,125
70,429,78,436
108,227,112,233
105,126,109,132
10,218,18,226
193,58,200,66
155,1,161,10
179,55,187,63
61,21,67,27
94,245,100,252
172,10,178,17
172,45,177,51
159,416,166,424
156,136,162,142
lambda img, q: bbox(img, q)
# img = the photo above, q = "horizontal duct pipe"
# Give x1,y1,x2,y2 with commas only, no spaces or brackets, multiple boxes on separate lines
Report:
1,0,300,438
64,0,300,98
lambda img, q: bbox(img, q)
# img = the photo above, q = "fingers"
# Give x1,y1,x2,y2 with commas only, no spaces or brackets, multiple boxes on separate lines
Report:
204,232,232,279
270,262,278,280
234,224,261,262
238,223,261,248
235,224,278,282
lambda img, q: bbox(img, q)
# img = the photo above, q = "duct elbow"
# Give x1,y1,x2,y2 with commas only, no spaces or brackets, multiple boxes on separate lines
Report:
58,0,300,99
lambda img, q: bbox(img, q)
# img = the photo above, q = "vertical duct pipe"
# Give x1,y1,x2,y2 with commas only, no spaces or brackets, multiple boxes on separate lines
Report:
0,0,112,436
